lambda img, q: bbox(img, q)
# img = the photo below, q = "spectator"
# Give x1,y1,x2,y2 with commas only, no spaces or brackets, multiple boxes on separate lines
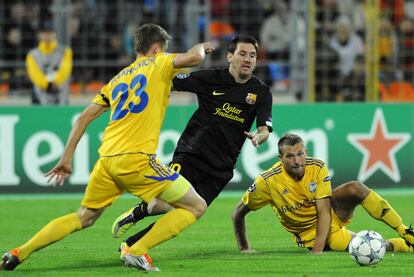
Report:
329,16,364,79
337,0,365,37
206,0,235,61
26,21,73,105
208,21,236,61
259,0,293,61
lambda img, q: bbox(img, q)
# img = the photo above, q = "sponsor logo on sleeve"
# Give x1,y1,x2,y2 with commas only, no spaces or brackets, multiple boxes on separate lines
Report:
248,183,256,192
176,73,189,79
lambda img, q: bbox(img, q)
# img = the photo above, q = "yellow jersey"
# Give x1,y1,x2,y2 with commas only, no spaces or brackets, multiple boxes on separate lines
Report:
242,157,332,235
92,52,178,156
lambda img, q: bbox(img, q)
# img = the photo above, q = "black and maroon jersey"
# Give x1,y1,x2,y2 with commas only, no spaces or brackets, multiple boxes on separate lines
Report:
172,67,273,172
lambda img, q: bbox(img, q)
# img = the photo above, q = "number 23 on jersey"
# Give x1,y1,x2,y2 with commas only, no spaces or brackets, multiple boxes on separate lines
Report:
111,74,148,121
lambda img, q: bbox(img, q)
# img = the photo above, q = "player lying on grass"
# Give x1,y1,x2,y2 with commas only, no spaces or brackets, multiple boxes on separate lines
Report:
1,23,214,272
110,35,273,252
232,133,414,254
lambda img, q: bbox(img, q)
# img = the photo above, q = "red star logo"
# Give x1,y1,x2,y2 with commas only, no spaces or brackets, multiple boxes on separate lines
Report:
347,108,410,182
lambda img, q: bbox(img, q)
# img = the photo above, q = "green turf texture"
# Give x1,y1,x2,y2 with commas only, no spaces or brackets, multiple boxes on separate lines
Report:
0,191,413,276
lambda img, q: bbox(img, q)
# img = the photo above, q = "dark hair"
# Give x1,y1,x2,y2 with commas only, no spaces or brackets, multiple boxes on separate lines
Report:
278,133,304,155
228,35,259,54
134,23,171,54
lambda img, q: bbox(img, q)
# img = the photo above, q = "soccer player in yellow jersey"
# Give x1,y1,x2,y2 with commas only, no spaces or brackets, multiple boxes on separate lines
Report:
232,133,414,254
1,24,214,272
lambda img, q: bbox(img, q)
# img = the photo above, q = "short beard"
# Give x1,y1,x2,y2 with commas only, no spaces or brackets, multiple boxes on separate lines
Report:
239,72,251,80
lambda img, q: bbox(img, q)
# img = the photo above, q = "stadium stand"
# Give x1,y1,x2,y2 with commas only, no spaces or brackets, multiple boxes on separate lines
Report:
0,0,414,104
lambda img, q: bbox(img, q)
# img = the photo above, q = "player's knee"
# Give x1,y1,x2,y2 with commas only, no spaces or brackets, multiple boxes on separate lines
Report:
76,207,101,228
147,199,157,214
169,186,207,218
345,181,370,199
79,217,97,228
187,197,207,219
149,199,173,214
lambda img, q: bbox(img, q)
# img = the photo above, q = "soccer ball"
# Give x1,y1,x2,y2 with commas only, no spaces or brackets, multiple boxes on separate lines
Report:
348,230,386,266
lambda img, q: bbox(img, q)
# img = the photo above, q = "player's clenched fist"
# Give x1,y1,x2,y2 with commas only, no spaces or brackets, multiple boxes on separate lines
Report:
201,42,215,54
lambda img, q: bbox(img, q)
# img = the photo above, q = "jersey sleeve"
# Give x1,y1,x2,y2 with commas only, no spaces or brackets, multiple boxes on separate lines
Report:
54,47,73,86
172,71,204,94
26,52,48,89
92,83,111,107
315,163,332,199
157,52,179,80
242,175,271,211
256,88,273,132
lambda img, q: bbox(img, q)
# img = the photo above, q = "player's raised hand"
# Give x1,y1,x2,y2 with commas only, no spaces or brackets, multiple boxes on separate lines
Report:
45,160,72,186
244,131,261,148
201,42,215,54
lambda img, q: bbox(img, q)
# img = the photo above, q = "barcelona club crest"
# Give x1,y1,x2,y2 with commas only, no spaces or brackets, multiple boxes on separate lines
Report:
246,93,257,105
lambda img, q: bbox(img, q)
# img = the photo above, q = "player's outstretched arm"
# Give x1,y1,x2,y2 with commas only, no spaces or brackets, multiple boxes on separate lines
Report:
45,103,107,186
173,42,214,68
232,201,256,254
311,197,332,254
244,126,270,148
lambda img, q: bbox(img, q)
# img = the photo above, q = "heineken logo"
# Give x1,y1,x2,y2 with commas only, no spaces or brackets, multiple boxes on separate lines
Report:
347,108,411,182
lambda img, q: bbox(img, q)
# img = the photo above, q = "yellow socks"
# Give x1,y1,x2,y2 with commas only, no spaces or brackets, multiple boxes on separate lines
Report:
389,238,413,252
361,191,414,244
361,190,403,229
128,208,196,256
17,213,82,261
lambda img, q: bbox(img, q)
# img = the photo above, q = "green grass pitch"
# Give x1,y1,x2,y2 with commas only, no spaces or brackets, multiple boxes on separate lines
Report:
0,190,413,276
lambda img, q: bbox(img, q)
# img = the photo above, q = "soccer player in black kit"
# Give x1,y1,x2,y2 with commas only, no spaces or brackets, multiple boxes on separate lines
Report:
112,35,273,250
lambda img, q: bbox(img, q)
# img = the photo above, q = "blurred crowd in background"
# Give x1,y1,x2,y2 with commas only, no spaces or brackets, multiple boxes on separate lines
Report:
1,0,414,104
